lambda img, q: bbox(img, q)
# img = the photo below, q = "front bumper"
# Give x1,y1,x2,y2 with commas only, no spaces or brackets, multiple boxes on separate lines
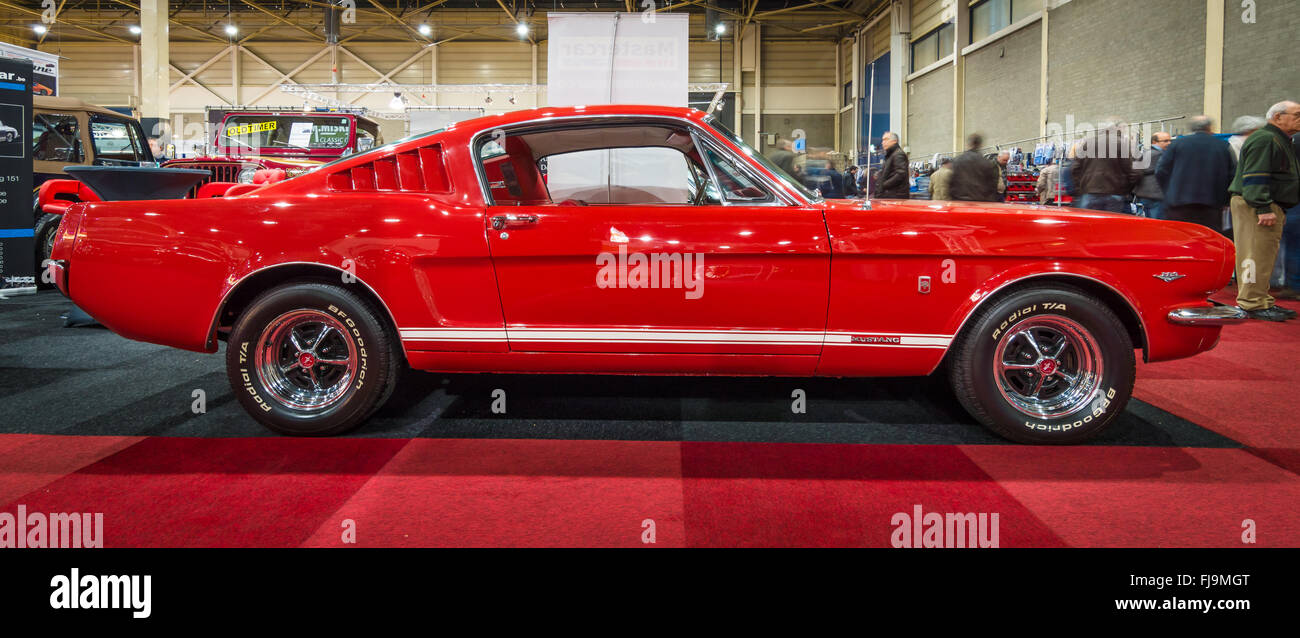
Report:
1168,304,1247,326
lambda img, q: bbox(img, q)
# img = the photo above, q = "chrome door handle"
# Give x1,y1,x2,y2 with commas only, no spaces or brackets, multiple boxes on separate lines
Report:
491,214,539,230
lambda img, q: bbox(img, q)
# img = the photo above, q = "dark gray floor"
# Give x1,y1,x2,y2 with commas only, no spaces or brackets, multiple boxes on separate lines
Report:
0,290,1240,447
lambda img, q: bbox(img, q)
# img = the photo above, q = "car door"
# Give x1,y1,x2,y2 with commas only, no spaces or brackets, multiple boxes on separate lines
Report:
481,125,831,356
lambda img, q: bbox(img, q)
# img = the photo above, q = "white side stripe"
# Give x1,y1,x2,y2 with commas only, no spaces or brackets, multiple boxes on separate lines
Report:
399,327,953,349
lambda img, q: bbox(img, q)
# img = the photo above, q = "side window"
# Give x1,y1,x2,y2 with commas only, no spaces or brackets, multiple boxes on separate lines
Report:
544,148,695,205
701,144,773,203
33,113,83,163
90,115,147,162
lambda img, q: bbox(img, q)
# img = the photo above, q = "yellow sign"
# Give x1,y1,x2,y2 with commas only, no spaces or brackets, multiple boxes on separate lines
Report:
226,121,277,136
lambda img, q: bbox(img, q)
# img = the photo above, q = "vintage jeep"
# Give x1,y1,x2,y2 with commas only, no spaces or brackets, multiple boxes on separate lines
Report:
32,96,155,267
162,107,382,192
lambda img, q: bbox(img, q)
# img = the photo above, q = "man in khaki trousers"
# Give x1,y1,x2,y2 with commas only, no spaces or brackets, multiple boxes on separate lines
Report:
1228,101,1300,321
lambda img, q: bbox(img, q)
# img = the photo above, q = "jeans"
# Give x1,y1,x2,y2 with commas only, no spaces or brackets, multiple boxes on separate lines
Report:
1079,194,1129,214
1136,197,1163,219
1285,204,1300,289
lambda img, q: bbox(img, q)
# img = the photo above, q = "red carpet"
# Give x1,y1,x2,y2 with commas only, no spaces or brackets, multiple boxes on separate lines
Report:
2,292,1297,547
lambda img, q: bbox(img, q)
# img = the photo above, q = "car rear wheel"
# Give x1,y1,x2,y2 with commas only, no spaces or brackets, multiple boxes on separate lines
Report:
226,282,401,436
948,284,1136,444
34,213,62,284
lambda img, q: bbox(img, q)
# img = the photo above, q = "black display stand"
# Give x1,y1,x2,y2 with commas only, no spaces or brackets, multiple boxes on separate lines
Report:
0,57,34,294
63,165,209,201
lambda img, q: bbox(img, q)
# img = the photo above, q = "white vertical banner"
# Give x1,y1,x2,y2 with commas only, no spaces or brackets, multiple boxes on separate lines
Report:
547,12,689,107
546,12,690,204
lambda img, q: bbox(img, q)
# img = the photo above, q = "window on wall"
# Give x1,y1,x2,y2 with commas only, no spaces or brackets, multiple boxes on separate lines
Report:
910,23,954,72
971,0,1042,43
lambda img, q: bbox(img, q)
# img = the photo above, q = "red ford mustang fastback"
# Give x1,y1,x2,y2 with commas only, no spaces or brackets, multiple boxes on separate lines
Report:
47,105,1244,443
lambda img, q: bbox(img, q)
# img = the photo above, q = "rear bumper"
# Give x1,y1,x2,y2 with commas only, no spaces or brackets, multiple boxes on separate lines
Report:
1167,304,1247,326
47,259,68,296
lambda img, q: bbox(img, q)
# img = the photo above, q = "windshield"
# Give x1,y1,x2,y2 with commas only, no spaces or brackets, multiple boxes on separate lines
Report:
220,115,352,151
703,114,821,202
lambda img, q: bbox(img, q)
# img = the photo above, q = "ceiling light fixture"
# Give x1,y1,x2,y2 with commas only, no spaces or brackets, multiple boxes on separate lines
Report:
129,25,142,35
390,92,405,110
516,22,529,36
33,24,47,35
418,24,432,36
224,24,238,36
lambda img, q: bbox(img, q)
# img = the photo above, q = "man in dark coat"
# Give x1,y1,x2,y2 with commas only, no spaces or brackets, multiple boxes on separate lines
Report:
1155,115,1236,229
843,165,862,197
949,133,1001,202
1071,120,1141,213
873,131,911,199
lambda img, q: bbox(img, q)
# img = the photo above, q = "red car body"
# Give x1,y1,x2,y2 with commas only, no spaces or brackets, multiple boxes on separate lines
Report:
48,104,1240,441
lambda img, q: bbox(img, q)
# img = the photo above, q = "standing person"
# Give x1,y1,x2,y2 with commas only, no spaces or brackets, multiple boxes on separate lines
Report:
843,164,862,198
873,131,911,199
1134,132,1172,218
769,139,796,176
995,151,1010,201
1227,101,1300,321
148,136,171,162
1036,158,1061,205
1228,116,1265,161
1280,132,1300,300
1155,116,1234,229
929,158,953,201
1071,119,1141,213
949,134,1000,202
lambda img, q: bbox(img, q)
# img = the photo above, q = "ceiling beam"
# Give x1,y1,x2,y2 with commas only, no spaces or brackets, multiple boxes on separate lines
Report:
237,0,323,41
108,0,228,43
37,0,67,45
364,0,427,41
0,1,134,44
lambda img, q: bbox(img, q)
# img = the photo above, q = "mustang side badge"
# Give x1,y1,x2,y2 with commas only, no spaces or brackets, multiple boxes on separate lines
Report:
1154,272,1186,282
918,276,931,294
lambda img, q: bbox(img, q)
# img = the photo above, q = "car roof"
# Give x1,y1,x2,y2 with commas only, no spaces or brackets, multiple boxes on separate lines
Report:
443,104,708,136
34,95,135,119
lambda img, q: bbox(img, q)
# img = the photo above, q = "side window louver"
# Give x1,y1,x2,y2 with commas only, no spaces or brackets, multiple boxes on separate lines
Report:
326,144,451,194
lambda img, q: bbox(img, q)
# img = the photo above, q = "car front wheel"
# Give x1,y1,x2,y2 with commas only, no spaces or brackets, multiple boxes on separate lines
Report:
948,284,1136,444
226,282,401,436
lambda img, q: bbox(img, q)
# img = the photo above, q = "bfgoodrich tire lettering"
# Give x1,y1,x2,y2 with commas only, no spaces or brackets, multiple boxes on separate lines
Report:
226,282,401,436
948,284,1136,444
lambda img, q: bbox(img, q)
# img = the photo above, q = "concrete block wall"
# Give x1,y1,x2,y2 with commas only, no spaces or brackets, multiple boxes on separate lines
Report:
1045,0,1206,131
906,64,954,159
963,22,1041,150
1222,0,1300,130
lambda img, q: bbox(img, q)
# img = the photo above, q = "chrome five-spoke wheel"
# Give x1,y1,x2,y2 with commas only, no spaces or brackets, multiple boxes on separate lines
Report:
255,309,357,412
993,316,1103,419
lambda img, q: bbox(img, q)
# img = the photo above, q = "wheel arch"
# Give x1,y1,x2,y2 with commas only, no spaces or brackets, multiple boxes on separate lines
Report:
938,272,1149,372
208,262,406,360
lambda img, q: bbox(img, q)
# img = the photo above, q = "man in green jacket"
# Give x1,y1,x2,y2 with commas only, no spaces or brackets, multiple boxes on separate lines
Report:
1229,101,1300,321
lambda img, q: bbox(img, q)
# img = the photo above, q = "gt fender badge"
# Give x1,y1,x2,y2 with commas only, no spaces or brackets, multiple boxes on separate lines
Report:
1154,272,1186,282
918,276,931,294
